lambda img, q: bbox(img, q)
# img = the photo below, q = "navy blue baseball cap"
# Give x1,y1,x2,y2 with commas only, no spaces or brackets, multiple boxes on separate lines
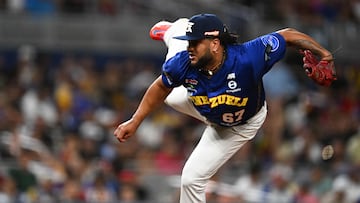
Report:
174,14,227,41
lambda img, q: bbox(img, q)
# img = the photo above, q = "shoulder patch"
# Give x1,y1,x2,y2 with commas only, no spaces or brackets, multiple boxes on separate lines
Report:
261,35,280,52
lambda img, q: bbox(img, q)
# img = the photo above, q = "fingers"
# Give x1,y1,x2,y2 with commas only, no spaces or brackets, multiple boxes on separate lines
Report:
113,124,129,143
117,137,127,143
302,50,320,78
113,119,138,143
303,50,319,65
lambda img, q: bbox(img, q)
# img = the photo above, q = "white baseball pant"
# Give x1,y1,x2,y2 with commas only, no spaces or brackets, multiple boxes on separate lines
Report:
163,18,267,203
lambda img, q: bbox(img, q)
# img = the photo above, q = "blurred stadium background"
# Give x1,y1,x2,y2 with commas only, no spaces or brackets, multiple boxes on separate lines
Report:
0,0,359,203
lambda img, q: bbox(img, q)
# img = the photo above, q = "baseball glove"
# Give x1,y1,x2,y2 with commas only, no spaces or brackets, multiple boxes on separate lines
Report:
301,50,337,87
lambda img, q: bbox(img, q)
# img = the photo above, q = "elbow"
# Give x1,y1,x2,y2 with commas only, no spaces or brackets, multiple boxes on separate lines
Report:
276,27,303,46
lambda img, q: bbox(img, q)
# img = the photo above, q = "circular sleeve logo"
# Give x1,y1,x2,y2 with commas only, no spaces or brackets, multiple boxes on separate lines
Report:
261,35,280,52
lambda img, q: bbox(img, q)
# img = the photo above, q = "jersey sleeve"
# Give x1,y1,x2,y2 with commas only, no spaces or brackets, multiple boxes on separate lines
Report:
245,32,287,81
161,51,190,88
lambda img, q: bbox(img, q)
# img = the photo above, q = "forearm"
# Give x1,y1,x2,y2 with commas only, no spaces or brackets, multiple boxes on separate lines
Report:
131,76,172,125
277,28,333,61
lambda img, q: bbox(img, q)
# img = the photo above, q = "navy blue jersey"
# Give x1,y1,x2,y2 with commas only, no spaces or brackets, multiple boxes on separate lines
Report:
162,33,286,126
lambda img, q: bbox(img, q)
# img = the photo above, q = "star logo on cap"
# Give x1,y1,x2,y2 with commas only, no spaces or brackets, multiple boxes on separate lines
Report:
185,22,194,33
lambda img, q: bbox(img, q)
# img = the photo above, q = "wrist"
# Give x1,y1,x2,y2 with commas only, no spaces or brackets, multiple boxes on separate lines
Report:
131,115,143,127
321,53,334,61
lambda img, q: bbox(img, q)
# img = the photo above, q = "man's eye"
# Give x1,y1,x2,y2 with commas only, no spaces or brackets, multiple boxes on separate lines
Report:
189,40,201,47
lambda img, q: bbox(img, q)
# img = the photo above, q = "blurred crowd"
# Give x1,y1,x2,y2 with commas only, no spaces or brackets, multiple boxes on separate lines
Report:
0,0,358,24
0,0,359,203
0,0,169,17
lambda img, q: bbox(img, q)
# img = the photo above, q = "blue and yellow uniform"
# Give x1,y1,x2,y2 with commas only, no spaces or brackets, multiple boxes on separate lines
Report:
162,33,286,126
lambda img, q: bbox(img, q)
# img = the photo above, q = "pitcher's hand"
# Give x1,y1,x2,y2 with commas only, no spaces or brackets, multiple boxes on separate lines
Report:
114,119,139,142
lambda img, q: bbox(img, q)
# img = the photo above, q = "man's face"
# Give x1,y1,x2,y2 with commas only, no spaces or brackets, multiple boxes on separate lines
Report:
187,38,216,69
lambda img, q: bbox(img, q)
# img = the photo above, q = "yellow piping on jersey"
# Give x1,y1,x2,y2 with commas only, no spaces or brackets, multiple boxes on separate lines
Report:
190,94,248,108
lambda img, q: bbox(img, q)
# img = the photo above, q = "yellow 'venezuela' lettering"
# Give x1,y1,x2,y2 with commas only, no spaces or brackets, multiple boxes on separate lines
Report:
190,94,248,108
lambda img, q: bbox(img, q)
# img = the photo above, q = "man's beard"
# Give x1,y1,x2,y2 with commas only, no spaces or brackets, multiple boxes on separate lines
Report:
191,49,214,71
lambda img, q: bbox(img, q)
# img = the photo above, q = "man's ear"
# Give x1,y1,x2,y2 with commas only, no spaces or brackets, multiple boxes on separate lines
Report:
211,38,221,53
